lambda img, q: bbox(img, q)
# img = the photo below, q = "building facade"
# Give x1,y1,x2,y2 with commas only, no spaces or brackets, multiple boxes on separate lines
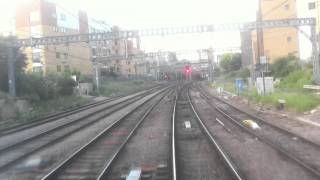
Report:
297,0,319,60
15,0,112,75
252,0,300,64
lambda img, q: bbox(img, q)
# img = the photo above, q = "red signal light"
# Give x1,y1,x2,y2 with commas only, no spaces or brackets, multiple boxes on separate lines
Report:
184,65,192,74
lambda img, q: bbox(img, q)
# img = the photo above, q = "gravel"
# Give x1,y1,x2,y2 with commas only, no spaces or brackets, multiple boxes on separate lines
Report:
0,90,162,180
107,91,175,179
190,89,318,180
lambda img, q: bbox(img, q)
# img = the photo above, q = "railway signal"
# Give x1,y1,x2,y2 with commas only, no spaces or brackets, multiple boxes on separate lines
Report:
184,65,192,75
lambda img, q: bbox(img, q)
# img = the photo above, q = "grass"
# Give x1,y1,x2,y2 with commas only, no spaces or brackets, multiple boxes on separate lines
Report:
211,81,320,113
0,95,89,130
246,90,320,112
100,80,157,97
212,82,236,94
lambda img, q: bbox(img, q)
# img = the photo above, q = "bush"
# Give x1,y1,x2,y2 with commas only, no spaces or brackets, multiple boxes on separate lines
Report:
220,53,242,72
57,76,77,95
278,69,312,89
271,55,301,78
17,73,77,102
17,74,50,101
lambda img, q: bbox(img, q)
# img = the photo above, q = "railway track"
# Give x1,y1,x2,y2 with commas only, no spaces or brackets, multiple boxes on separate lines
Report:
0,86,167,173
172,84,244,180
0,85,163,136
40,87,171,180
195,85,320,178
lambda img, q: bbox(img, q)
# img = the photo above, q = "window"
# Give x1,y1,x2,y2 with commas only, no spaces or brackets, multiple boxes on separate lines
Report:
30,11,40,22
287,36,292,42
92,48,97,56
59,27,67,33
60,14,66,21
116,67,120,72
32,53,41,63
57,65,61,72
115,49,119,55
309,2,316,10
56,52,61,59
63,53,68,59
64,65,70,72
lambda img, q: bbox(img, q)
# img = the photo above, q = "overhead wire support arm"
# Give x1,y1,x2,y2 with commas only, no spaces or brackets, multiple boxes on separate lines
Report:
15,18,316,47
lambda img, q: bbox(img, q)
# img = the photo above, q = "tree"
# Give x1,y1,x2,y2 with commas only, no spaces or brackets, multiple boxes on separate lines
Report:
0,36,26,93
271,55,301,78
220,53,242,72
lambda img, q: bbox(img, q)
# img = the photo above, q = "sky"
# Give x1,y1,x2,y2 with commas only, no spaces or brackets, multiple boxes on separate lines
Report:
0,0,258,55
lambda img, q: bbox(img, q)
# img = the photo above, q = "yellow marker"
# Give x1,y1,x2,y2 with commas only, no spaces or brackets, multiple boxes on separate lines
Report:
242,120,261,130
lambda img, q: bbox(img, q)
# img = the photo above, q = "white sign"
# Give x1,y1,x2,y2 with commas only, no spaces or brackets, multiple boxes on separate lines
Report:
260,56,267,64
256,77,274,95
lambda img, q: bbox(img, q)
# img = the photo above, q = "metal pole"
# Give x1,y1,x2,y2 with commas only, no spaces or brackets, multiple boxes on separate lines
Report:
207,48,214,82
311,25,320,84
94,62,100,94
256,0,264,77
7,44,16,97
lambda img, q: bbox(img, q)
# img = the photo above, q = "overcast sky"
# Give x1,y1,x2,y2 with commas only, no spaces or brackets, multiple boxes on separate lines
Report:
0,0,258,53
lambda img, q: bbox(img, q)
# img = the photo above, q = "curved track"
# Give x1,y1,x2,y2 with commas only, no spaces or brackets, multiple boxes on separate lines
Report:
196,85,320,178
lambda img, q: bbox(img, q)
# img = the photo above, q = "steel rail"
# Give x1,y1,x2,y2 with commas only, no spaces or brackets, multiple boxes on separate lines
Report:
0,91,148,153
198,85,320,147
186,87,244,180
171,89,178,180
0,95,141,172
96,89,172,179
196,86,320,178
0,85,163,136
40,87,170,180
0,88,165,172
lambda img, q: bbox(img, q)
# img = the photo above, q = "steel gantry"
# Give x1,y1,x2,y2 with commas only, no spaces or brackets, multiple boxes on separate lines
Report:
3,18,320,96
16,18,316,46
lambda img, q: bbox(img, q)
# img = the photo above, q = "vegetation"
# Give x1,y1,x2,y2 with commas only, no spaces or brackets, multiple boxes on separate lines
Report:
224,68,250,80
16,73,77,102
0,96,89,129
215,54,320,112
270,55,300,78
0,36,27,93
247,90,320,113
277,69,313,89
0,36,88,126
220,53,242,72
100,80,156,97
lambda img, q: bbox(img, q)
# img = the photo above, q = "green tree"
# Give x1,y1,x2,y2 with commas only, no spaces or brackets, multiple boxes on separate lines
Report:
220,53,242,72
0,36,26,93
271,55,301,78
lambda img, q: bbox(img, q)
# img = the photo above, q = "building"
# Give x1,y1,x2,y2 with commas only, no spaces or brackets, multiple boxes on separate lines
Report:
240,31,253,68
297,0,319,60
15,0,111,75
97,26,144,78
252,0,300,64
